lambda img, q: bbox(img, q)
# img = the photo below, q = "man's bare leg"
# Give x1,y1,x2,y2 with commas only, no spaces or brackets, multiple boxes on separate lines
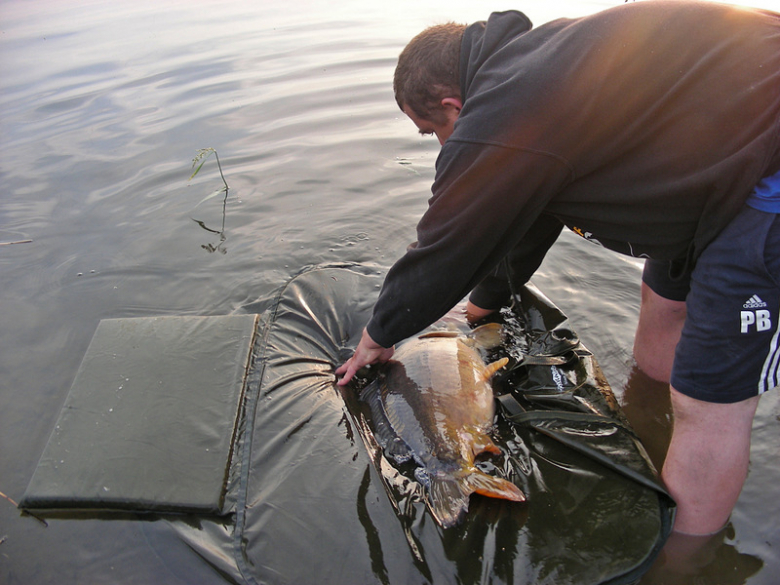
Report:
662,389,759,534
633,282,687,383
633,282,759,534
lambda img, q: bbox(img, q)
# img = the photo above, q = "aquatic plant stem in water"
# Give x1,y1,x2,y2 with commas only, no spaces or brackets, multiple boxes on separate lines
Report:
190,147,228,192
189,148,230,254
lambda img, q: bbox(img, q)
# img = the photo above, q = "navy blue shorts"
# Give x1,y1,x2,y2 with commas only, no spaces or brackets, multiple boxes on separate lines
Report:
670,205,780,403
642,258,692,302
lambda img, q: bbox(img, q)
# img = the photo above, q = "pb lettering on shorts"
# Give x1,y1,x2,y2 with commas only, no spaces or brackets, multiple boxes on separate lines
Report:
741,295,772,333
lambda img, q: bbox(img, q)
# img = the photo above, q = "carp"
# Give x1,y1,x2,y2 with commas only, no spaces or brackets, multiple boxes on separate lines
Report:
361,323,525,528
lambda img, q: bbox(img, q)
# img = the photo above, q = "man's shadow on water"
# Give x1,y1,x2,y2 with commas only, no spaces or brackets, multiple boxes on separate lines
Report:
621,365,763,585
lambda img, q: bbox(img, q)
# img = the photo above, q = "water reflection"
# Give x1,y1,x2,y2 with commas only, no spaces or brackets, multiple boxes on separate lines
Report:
356,466,391,585
621,364,673,472
640,525,763,585
192,201,228,254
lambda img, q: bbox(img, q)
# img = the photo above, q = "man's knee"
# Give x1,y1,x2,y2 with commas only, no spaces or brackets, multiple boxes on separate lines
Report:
634,282,687,383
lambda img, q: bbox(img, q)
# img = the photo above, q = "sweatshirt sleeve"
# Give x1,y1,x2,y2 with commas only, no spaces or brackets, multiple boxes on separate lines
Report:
366,141,572,348
468,213,563,310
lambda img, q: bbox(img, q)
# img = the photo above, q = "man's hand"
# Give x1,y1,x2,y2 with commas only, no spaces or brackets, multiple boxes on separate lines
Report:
335,327,394,386
465,300,495,324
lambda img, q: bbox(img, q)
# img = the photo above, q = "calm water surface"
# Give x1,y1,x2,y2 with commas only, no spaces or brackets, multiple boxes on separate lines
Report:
1,1,778,583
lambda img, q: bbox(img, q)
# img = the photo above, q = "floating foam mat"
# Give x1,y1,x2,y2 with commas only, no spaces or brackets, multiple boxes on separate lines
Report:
20,314,258,514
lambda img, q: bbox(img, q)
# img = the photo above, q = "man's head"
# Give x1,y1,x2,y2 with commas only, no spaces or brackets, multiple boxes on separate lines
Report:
394,22,466,144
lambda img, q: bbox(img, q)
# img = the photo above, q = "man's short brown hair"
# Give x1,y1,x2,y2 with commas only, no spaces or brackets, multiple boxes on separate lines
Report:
393,22,466,123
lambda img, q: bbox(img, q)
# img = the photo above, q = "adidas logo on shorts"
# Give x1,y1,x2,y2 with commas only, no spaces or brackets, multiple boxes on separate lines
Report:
743,295,768,309
741,295,773,334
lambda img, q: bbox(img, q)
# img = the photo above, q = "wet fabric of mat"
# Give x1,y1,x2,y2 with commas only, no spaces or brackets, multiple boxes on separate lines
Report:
20,314,258,514
167,264,674,585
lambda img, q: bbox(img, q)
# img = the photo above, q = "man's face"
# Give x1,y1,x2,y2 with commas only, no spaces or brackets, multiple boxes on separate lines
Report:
403,98,462,145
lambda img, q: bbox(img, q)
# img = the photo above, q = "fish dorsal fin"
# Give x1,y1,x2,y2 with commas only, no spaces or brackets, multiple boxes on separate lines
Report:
418,324,505,347
481,357,509,382
418,331,460,339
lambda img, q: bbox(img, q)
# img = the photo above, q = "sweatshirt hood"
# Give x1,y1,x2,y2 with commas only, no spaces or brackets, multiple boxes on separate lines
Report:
460,10,533,98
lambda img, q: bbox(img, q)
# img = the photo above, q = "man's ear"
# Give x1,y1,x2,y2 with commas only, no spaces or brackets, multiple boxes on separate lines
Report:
441,97,463,113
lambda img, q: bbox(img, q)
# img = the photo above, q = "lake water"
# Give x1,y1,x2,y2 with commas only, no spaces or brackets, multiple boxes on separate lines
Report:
1,1,778,583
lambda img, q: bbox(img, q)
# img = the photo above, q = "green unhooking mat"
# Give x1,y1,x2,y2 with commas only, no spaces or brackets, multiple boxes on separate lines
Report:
20,314,258,514
21,263,674,585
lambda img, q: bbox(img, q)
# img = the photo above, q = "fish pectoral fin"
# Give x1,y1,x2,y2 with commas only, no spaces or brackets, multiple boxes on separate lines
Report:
462,430,502,458
481,357,509,381
469,323,505,349
474,441,502,458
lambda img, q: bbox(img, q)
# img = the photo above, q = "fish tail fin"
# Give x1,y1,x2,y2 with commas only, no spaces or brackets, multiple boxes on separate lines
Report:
428,474,472,529
428,468,525,528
